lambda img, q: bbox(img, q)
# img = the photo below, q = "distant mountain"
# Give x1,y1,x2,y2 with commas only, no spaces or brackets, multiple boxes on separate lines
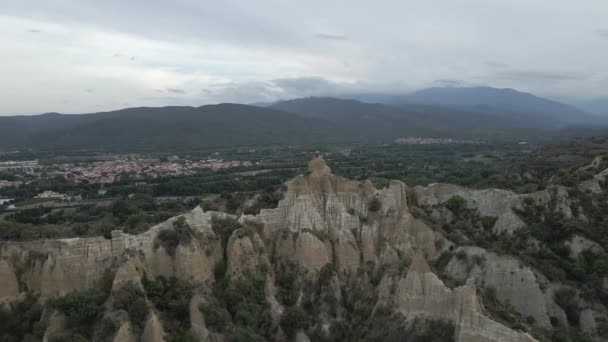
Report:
1,92,606,152
270,97,561,142
0,104,342,151
575,98,608,116
348,86,598,127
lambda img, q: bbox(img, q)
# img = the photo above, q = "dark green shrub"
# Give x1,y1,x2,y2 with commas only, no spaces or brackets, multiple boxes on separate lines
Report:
54,289,107,339
280,306,310,338
368,197,382,212
112,282,149,331
554,288,579,326
143,276,195,341
0,292,45,342
155,216,193,256
446,195,466,214
199,302,231,333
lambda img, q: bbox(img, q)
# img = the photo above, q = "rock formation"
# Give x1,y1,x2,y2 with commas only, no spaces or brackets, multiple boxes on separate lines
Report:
2,155,607,341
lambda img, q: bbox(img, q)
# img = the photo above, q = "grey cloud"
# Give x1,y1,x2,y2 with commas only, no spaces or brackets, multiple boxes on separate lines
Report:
434,79,462,86
596,29,608,38
485,61,508,68
166,88,186,94
271,77,343,94
2,1,608,113
315,33,348,41
496,70,587,82
206,77,369,104
27,29,41,33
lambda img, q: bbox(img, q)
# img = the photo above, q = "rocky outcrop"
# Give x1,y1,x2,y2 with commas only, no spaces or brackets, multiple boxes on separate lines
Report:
141,311,165,342
42,311,66,342
445,247,554,329
0,258,18,301
414,184,526,233
112,321,137,342
112,260,143,292
565,235,605,259
0,156,549,341
378,254,536,342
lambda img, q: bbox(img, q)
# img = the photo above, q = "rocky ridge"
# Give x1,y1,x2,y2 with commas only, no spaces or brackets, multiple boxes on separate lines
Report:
1,155,606,341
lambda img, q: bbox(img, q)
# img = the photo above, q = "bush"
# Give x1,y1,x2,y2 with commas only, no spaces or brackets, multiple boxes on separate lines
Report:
0,292,45,342
54,289,107,339
446,195,466,214
155,216,193,256
211,216,242,249
274,262,299,306
112,282,149,331
554,288,579,326
143,276,195,341
213,271,272,340
368,197,382,212
280,306,310,338
199,302,231,333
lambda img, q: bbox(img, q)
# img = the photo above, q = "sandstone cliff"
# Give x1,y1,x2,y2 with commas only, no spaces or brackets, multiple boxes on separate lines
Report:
2,155,607,341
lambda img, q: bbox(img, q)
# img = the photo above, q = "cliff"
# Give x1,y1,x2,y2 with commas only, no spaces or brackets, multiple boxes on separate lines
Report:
1,155,606,341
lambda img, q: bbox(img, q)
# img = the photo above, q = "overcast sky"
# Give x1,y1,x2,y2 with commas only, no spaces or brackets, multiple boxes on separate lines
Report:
1,0,608,115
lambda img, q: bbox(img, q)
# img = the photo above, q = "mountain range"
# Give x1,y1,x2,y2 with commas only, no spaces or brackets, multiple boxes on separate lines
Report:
0,86,605,151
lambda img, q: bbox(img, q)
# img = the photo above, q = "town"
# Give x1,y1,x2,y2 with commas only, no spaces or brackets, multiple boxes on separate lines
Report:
394,137,481,145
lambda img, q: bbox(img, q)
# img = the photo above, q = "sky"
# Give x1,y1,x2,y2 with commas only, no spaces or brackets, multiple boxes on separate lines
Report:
1,0,608,115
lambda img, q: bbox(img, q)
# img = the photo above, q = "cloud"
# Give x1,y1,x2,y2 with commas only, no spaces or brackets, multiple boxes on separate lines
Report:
434,79,462,87
271,77,342,94
485,61,508,68
166,88,186,94
596,29,608,38
314,33,348,41
2,1,608,113
496,70,587,82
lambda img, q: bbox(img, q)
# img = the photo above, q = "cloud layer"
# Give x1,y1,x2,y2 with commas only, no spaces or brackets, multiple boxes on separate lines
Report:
1,0,607,114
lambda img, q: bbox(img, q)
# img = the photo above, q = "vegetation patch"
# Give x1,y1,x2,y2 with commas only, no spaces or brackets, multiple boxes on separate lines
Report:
143,275,196,341
112,282,149,332
53,288,108,340
154,216,194,256
0,292,46,342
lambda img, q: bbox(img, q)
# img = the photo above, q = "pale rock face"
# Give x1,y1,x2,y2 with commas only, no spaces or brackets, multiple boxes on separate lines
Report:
564,235,605,259
414,184,526,233
189,294,210,341
334,229,361,274
226,231,268,277
383,254,537,342
42,311,66,342
148,246,174,278
579,309,599,337
580,179,602,194
445,247,552,328
112,321,137,342
414,183,581,233
0,258,18,300
112,260,143,292
141,311,165,342
295,331,311,342
276,231,330,271
174,241,221,285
